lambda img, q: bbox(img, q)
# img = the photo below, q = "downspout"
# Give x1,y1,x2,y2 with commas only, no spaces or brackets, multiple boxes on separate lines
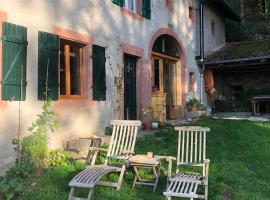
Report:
199,0,205,103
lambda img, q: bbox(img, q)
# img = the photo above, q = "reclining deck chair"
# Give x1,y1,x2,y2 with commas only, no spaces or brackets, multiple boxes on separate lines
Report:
68,120,141,200
164,126,210,200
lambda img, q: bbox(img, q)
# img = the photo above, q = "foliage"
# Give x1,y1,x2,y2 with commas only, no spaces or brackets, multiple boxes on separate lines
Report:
185,98,206,111
226,0,270,41
0,178,24,200
104,126,113,135
47,150,73,167
19,99,58,174
140,106,153,121
6,163,35,179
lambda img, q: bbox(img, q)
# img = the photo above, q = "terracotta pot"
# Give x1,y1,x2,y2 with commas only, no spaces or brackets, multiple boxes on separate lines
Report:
191,107,197,112
143,121,152,130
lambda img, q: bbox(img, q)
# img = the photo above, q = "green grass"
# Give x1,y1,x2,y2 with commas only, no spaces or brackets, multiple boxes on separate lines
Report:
20,117,270,200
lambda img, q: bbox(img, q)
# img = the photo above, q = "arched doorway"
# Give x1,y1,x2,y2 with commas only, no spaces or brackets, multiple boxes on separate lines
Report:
150,34,183,121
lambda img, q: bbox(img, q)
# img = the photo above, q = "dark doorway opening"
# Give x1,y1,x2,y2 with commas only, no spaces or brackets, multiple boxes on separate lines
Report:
124,54,137,120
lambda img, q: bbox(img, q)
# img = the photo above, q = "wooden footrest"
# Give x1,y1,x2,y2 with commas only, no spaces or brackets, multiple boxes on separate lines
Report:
69,165,121,189
164,172,205,199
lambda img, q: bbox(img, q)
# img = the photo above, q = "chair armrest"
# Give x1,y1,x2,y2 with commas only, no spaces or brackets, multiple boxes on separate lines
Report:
166,156,176,179
203,159,210,185
66,148,81,154
204,159,210,164
79,135,101,140
120,150,135,156
88,147,107,152
107,155,128,160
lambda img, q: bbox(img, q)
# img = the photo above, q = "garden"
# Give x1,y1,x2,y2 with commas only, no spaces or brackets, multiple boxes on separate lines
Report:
1,105,270,200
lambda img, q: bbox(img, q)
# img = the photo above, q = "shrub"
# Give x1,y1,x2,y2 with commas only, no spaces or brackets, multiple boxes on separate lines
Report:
6,162,34,179
0,178,23,200
48,149,74,167
18,99,58,175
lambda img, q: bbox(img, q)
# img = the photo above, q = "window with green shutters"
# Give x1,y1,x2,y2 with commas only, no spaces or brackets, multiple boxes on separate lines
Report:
1,22,28,101
38,31,59,100
142,0,151,19
112,0,124,6
112,0,151,19
92,45,106,101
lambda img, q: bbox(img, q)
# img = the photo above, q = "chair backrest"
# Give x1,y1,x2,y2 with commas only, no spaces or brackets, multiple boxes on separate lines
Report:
105,120,141,163
175,126,210,167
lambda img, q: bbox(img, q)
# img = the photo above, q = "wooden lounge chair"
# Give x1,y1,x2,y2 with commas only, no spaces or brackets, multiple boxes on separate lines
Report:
68,120,142,200
164,126,210,200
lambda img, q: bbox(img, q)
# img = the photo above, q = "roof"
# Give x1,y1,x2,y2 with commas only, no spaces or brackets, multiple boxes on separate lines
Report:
205,40,270,68
206,0,241,21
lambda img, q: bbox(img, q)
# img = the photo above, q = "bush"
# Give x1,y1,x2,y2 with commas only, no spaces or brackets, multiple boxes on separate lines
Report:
48,149,74,167
6,162,34,179
0,178,23,200
18,99,58,175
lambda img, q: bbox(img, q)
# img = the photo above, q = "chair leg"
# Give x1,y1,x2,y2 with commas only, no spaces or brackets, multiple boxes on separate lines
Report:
166,196,172,200
132,174,138,189
205,185,208,200
116,165,126,191
68,187,75,200
87,188,94,200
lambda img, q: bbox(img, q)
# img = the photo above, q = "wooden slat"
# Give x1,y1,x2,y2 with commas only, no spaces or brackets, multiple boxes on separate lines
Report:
195,131,198,163
203,131,206,160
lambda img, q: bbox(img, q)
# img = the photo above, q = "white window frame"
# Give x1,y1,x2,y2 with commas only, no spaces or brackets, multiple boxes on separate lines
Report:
124,0,137,12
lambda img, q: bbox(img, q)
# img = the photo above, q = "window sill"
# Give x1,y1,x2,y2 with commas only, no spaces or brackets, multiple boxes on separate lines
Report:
60,95,83,100
120,7,144,21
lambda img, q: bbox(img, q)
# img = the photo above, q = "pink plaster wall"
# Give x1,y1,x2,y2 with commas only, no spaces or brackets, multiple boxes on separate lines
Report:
0,11,7,108
165,0,174,11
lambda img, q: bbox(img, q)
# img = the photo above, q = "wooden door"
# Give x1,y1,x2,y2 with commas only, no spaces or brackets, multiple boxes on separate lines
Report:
124,54,137,120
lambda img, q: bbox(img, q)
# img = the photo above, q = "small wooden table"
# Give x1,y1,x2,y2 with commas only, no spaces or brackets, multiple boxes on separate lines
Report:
251,95,270,115
128,154,166,192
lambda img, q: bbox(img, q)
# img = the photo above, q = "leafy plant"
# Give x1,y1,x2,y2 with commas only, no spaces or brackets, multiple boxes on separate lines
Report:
19,99,58,175
186,98,206,111
0,178,23,200
104,126,113,135
48,149,73,167
6,163,34,179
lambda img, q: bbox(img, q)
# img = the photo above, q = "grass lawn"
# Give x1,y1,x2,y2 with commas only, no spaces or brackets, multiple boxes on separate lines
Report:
20,117,270,200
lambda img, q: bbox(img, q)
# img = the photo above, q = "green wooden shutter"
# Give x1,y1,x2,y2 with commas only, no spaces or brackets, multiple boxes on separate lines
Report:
38,31,59,100
1,22,28,101
112,0,123,6
92,45,106,101
142,0,151,19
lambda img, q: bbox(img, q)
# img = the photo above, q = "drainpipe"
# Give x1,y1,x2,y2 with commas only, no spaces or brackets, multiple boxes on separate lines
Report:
199,0,205,103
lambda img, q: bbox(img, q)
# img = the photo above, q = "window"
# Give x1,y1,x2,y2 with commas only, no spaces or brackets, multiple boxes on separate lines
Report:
124,0,137,12
112,0,151,19
211,21,215,36
60,39,83,98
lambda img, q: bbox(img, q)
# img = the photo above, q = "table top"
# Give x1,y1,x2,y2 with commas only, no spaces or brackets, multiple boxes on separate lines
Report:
128,155,166,166
252,95,270,100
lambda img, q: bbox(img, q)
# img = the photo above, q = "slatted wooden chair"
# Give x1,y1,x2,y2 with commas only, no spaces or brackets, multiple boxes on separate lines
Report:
68,120,142,200
163,126,210,200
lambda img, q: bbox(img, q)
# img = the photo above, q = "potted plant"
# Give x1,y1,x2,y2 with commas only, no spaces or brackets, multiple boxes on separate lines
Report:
186,98,200,112
141,106,152,130
185,98,207,118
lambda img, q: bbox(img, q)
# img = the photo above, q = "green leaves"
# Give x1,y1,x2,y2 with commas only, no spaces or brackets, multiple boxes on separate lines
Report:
0,178,24,200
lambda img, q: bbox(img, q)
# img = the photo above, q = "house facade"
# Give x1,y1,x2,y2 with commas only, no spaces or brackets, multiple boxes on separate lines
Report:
0,0,236,172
